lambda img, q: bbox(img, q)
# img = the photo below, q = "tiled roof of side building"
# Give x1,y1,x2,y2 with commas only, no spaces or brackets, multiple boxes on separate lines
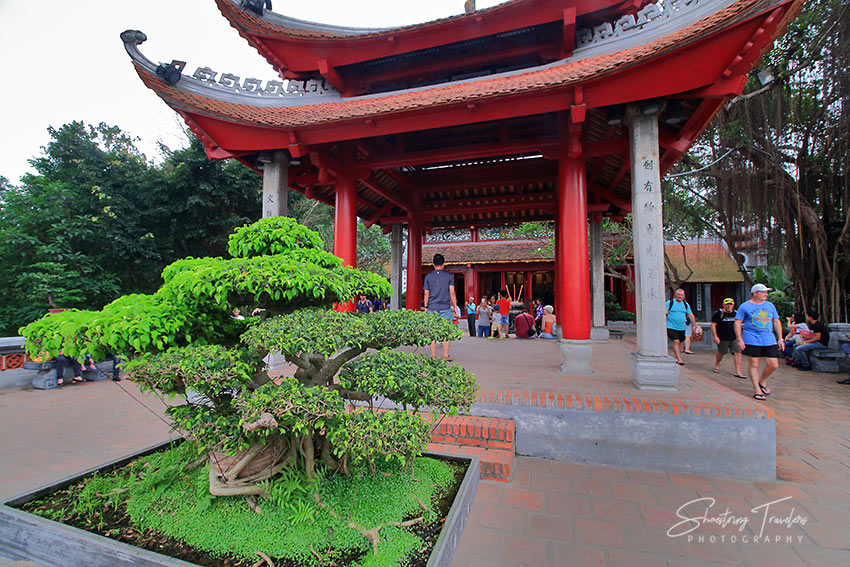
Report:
422,241,554,265
664,242,744,283
135,0,797,130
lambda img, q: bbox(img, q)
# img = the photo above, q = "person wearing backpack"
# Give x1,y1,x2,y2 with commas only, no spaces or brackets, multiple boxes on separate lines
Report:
666,288,696,366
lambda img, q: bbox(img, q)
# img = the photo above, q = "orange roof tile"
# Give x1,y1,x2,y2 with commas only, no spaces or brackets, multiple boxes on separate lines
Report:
422,241,553,265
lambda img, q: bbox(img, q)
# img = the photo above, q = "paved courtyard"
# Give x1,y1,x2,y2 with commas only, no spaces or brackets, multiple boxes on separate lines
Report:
2,336,849,566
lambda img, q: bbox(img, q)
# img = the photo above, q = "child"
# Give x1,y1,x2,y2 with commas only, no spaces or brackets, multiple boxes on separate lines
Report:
490,305,501,339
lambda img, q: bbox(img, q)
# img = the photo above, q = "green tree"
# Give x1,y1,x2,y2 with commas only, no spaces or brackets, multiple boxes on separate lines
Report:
666,0,850,319
0,123,265,335
21,218,475,500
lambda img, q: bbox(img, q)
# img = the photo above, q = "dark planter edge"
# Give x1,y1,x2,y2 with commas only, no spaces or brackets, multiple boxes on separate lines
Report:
0,440,480,567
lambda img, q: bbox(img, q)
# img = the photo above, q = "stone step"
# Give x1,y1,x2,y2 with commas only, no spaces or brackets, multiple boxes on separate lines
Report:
427,442,514,482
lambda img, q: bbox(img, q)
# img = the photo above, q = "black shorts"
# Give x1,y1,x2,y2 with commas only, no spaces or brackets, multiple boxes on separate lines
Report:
667,328,685,342
743,344,780,358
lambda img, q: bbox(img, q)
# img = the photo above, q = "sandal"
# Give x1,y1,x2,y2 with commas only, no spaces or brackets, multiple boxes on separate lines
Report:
57,378,63,386
677,361,685,366
72,376,84,383
759,384,771,396
734,374,747,379
443,356,454,362
712,369,720,373
753,393,767,401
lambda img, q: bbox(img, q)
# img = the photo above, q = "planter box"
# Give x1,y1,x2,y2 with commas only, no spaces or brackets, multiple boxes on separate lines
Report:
0,440,479,567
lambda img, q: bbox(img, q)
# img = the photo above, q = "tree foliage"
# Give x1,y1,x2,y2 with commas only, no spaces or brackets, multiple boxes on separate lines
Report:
21,219,476,502
667,0,850,319
0,123,261,335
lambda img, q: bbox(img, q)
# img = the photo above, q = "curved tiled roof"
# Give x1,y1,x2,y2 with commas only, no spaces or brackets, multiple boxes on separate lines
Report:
423,240,554,265
133,0,793,131
217,0,609,40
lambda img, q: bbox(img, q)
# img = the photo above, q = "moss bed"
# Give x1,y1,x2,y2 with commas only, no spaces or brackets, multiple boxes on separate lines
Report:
19,442,467,567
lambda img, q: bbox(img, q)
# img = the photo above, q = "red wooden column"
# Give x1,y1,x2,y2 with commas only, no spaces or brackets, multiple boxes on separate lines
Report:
556,152,591,340
333,176,357,267
405,216,424,310
465,265,476,304
333,144,358,312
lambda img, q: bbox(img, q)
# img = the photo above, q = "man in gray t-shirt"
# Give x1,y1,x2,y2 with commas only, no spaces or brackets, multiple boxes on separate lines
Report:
423,253,458,361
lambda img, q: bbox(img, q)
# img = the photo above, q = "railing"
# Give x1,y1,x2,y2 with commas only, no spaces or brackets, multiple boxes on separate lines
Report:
0,338,26,371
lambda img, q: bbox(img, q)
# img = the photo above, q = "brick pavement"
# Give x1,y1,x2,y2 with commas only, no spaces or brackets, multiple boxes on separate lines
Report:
2,338,849,566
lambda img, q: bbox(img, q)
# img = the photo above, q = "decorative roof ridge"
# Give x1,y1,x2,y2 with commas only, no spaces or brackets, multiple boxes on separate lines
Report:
218,0,525,39
126,0,746,110
121,30,342,108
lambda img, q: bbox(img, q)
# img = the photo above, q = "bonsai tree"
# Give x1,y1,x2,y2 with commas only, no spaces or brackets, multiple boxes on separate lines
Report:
22,217,476,500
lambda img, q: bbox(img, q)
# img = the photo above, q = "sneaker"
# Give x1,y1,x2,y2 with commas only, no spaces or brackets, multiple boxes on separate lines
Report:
837,378,850,385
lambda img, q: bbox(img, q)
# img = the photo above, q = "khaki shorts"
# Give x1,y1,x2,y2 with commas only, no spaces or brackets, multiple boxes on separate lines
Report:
717,340,741,355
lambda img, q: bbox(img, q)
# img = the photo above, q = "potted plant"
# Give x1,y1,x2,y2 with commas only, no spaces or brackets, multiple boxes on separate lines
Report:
1,217,479,567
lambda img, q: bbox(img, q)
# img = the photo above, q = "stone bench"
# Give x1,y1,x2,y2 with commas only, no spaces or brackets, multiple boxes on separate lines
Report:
809,349,849,373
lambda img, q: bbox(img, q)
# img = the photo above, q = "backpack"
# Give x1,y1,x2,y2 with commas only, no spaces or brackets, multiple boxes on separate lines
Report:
666,299,692,325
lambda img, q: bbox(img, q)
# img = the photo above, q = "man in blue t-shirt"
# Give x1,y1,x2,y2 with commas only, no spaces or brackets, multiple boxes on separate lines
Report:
666,288,696,366
735,283,785,401
423,254,458,361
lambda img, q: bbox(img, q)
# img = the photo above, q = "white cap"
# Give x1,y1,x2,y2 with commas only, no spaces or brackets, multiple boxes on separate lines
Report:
751,283,772,293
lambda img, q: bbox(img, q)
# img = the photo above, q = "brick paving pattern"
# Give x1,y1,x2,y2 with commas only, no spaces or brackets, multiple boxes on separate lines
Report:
2,336,849,566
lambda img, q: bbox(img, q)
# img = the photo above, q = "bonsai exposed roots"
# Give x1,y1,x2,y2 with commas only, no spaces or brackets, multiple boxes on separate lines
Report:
313,493,423,555
245,495,263,515
252,550,275,567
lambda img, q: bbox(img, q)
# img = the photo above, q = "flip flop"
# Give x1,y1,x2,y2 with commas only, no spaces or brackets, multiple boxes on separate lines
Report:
684,351,695,354
712,369,720,373
734,374,747,379
677,361,685,366
443,356,454,362
72,376,84,383
759,384,771,396
753,393,767,401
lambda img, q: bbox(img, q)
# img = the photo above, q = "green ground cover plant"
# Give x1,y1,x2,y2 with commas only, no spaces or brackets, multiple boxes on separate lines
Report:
25,442,462,567
20,217,478,564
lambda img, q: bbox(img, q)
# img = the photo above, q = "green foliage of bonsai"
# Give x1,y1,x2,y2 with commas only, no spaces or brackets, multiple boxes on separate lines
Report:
21,219,476,518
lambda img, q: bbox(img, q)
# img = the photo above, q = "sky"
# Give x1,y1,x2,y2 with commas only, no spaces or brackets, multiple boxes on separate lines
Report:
0,0,504,185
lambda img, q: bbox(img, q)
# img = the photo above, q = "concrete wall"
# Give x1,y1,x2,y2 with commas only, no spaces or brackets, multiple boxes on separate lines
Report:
473,402,776,481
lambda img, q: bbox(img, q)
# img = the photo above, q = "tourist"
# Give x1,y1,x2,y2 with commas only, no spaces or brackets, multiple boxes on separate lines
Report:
489,304,502,339
111,355,123,382
791,310,830,371
665,288,696,366
355,295,373,314
476,298,491,337
231,308,245,320
710,298,744,378
55,353,83,386
534,298,544,333
466,295,477,337
735,283,785,401
514,310,536,339
837,335,850,385
496,290,512,339
783,312,806,363
539,305,557,339
422,254,458,361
